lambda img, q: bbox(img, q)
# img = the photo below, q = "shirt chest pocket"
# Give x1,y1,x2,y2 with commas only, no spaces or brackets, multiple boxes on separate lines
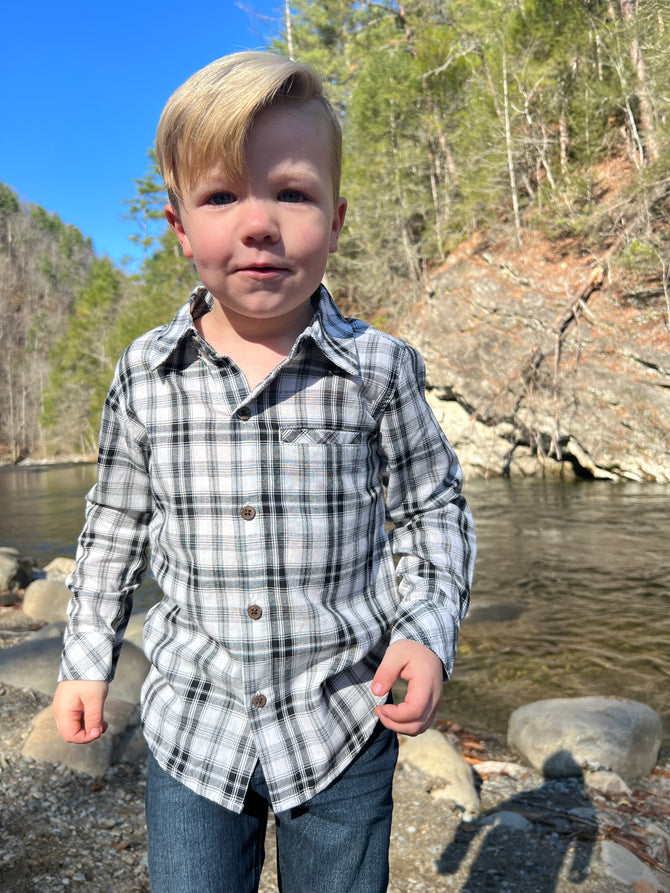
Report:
279,427,362,446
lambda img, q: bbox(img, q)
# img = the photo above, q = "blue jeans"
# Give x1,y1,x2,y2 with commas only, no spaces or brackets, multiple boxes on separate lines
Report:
145,722,398,893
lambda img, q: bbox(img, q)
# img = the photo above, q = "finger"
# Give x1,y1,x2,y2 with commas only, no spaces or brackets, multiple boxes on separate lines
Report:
82,702,107,740
371,648,407,697
375,695,432,728
374,705,431,736
375,674,436,732
55,706,89,743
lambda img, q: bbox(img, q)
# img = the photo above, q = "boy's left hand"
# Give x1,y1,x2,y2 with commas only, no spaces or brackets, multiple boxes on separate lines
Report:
371,639,443,736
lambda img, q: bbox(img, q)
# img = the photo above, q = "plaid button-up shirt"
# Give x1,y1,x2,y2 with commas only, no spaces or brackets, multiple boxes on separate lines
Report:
60,285,476,813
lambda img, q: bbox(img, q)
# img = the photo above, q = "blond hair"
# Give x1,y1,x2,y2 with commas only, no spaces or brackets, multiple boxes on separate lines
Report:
155,51,342,209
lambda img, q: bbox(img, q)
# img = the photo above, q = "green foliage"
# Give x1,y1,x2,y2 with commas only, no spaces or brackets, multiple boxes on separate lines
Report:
39,154,194,451
29,204,93,255
43,257,125,445
122,148,169,260
107,228,195,362
270,0,670,322
0,181,19,216
30,205,65,236
614,239,662,274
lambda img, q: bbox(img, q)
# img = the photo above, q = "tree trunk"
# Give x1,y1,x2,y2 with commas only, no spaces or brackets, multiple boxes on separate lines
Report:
502,42,522,247
618,0,659,162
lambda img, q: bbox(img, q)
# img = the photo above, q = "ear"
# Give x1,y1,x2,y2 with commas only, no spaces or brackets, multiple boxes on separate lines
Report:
164,204,194,258
329,197,347,254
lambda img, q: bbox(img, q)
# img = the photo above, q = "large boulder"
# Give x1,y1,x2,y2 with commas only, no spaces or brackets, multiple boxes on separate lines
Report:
22,698,144,776
22,578,72,623
508,696,662,781
0,635,149,702
406,235,670,482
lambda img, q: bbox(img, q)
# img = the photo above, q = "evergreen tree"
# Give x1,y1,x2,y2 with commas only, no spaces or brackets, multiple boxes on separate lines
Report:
0,182,19,216
122,149,169,261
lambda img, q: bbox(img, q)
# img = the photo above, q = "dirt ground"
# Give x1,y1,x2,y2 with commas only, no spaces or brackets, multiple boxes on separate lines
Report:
1,678,669,893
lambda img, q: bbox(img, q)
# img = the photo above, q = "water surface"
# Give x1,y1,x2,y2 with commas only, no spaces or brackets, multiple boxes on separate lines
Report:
1,466,668,742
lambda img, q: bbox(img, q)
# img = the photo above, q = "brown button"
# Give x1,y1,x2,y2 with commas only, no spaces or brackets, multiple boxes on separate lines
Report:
247,604,263,620
240,505,256,521
251,693,267,709
237,406,251,421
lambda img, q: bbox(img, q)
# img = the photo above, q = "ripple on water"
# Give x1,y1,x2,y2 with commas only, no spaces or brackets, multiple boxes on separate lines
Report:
1,468,669,741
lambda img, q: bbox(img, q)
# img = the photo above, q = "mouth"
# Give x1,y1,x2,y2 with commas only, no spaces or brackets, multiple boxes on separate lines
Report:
237,263,290,279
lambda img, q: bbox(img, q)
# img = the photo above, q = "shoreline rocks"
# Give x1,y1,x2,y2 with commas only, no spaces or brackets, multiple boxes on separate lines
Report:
1,549,669,891
508,696,663,782
0,546,36,594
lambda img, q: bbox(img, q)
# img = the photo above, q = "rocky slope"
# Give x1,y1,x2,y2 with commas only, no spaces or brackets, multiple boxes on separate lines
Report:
405,227,669,483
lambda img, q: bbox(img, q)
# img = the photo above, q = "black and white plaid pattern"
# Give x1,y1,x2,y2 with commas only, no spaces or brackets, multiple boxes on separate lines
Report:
60,285,476,813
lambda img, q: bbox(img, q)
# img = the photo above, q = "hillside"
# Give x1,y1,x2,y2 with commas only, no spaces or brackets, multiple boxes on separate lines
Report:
403,162,669,482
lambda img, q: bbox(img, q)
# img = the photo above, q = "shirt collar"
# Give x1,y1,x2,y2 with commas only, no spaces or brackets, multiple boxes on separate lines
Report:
148,284,361,377
298,285,360,376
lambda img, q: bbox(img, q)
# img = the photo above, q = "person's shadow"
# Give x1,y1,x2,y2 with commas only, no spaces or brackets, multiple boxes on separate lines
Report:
436,752,597,891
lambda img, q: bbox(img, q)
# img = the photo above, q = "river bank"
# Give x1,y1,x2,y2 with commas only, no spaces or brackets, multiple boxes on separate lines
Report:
1,603,669,893
1,680,669,893
1,468,669,890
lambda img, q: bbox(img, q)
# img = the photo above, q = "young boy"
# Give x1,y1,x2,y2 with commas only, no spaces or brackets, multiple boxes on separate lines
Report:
53,51,476,893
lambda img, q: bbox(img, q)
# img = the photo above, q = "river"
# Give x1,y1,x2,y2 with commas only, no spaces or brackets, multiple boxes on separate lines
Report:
1,463,668,742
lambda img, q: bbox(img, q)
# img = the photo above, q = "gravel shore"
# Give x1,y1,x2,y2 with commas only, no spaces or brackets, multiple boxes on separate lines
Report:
1,613,669,892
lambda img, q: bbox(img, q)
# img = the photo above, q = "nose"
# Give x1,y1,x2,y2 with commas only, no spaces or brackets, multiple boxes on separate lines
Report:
239,198,280,244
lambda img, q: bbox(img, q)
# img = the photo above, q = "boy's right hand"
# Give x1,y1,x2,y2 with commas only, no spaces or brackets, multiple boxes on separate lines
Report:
52,680,110,744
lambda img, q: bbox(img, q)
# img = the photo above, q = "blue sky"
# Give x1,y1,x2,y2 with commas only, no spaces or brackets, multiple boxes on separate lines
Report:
1,0,282,266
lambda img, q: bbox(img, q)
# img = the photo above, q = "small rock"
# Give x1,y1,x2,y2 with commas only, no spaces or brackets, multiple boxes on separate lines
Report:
480,810,533,831
0,547,35,591
23,578,72,623
601,840,668,892
43,557,76,581
473,760,530,779
585,770,632,797
400,729,480,814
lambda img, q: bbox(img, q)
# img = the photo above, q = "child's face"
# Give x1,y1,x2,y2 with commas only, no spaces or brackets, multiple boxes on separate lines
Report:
166,103,346,331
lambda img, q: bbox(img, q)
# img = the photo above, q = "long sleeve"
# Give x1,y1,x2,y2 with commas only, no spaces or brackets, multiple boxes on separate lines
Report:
378,342,476,677
59,368,153,682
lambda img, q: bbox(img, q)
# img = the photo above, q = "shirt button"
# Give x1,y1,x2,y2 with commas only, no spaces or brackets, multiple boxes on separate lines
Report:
240,505,256,521
247,604,263,620
237,406,251,421
251,693,267,709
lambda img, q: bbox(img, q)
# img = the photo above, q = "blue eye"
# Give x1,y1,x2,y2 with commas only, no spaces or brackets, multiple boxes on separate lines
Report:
279,189,304,203
208,192,235,205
